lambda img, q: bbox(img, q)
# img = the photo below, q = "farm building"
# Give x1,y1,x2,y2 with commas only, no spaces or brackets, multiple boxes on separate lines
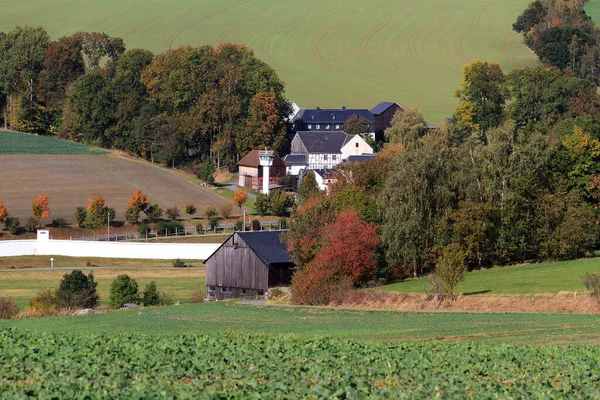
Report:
205,231,295,300
290,106,375,134
237,150,286,191
370,102,403,135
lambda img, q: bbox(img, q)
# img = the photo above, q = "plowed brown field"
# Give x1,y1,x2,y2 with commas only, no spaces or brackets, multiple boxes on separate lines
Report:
0,153,227,223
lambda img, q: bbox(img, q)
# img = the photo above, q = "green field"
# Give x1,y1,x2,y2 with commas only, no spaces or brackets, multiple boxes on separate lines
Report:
384,257,600,295
2,302,600,345
0,0,538,122
0,130,107,155
2,328,600,398
587,1,600,24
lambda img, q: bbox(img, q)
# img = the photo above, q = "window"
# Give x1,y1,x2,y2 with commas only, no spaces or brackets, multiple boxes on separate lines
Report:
242,289,247,294
208,286,215,292
220,287,227,293
356,143,359,148
308,124,312,129
332,155,336,160
258,290,264,296
316,124,320,129
326,125,330,129
332,115,336,120
324,155,328,161
335,124,340,130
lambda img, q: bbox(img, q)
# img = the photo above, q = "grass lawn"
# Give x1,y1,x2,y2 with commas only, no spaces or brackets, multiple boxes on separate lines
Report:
0,265,205,310
0,1,537,122
383,257,600,295
2,302,600,345
0,130,107,155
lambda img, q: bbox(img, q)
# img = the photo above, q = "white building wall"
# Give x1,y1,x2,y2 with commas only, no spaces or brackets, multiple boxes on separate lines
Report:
341,136,374,160
286,165,305,176
0,231,219,260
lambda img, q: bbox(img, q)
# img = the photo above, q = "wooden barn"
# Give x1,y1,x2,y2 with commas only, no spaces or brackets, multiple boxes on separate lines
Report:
205,231,295,300
237,150,286,191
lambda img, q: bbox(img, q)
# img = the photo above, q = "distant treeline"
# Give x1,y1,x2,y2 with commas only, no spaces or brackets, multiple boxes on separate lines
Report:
0,27,289,169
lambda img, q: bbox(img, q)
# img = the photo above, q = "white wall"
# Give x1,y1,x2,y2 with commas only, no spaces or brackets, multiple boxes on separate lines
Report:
0,232,219,260
341,135,373,159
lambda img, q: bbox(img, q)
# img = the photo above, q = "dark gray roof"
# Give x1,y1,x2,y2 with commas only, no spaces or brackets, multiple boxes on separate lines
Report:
237,231,292,265
311,169,334,179
292,107,374,124
296,131,353,153
283,154,307,165
345,154,377,164
370,102,399,115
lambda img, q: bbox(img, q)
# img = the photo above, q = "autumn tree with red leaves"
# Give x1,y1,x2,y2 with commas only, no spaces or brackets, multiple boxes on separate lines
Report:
125,190,149,224
232,188,249,215
291,209,380,305
0,198,9,224
32,195,51,227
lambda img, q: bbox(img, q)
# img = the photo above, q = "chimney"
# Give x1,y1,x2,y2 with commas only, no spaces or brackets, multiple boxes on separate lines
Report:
316,107,321,111
342,106,346,111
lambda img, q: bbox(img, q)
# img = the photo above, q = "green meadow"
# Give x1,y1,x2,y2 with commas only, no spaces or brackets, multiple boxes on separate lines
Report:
0,0,539,122
0,130,107,155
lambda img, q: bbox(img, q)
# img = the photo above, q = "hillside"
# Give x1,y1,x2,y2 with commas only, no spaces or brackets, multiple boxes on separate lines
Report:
0,0,538,122
0,131,229,223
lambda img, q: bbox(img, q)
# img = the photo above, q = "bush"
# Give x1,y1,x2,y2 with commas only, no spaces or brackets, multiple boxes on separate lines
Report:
125,207,140,224
203,205,218,218
51,217,69,228
56,270,99,309
268,190,294,217
144,204,164,222
184,203,197,216
138,223,150,235
198,160,215,184
208,216,220,230
291,263,353,305
75,207,87,227
196,223,204,234
0,297,19,319
234,220,244,231
425,274,446,302
220,202,234,219
159,292,175,306
582,273,600,297
6,217,20,234
251,219,261,231
27,289,59,316
435,243,467,299
155,220,184,235
190,286,205,303
142,281,161,306
166,207,180,220
24,217,38,233
173,258,192,268
109,275,140,309
254,193,269,216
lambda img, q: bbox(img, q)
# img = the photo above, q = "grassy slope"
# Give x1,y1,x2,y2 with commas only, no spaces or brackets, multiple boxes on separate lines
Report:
0,0,537,122
0,266,206,309
587,1,600,23
0,130,107,155
383,257,600,295
2,302,600,345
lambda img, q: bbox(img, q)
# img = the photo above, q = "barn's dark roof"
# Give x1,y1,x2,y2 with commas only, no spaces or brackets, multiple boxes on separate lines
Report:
292,107,374,125
283,154,307,165
370,102,399,115
296,131,353,153
311,169,334,179
345,154,377,164
237,150,285,168
236,231,292,265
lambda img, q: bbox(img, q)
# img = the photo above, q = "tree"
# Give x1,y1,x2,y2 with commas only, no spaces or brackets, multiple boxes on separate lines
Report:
232,188,248,214
165,206,180,220
128,189,149,212
535,26,592,70
220,202,233,218
0,198,9,224
142,281,161,307
435,243,467,299
79,32,125,71
342,114,374,135
203,205,217,218
183,203,197,216
198,160,215,184
267,190,294,217
84,193,106,229
109,274,140,309
239,91,287,154
384,108,427,149
513,1,546,35
31,195,50,227
297,171,320,202
454,61,507,139
56,270,98,309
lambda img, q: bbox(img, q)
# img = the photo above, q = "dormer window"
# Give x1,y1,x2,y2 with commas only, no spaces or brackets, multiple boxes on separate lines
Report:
332,115,336,120
311,115,315,120
308,124,312,129
356,143,359,148
335,124,340,129
316,124,320,129
326,125,330,129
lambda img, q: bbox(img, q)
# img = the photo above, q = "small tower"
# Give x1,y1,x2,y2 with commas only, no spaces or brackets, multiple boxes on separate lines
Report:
258,149,275,195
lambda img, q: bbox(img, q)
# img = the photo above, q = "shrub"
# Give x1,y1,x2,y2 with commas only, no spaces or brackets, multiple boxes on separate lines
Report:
144,204,163,222
196,223,204,234
203,205,218,218
125,207,140,224
254,193,269,216
190,286,205,303
27,289,59,316
198,160,215,184
51,217,69,228
251,219,261,231
159,292,175,306
291,262,353,305
75,207,87,227
173,258,188,268
582,273,600,297
184,203,197,216
166,207,180,220
208,216,220,230
425,274,446,302
56,270,99,309
142,281,161,306
155,220,184,235
138,223,150,235
109,275,140,309
435,243,467,299
24,217,38,233
0,297,19,319
84,193,106,229
268,190,294,217
220,202,234,219
6,217,20,234
234,220,244,231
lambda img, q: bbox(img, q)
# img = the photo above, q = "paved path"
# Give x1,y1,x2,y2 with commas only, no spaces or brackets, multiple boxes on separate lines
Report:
221,177,257,199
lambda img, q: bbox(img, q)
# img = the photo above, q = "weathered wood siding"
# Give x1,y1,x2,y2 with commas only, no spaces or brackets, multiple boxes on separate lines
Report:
290,134,308,155
205,234,269,291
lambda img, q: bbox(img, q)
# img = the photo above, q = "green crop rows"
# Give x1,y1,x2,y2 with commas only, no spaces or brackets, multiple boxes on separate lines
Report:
0,130,107,155
1,328,599,398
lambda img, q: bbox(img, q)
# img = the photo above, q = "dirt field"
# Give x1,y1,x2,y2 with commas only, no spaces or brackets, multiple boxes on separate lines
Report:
0,153,231,223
